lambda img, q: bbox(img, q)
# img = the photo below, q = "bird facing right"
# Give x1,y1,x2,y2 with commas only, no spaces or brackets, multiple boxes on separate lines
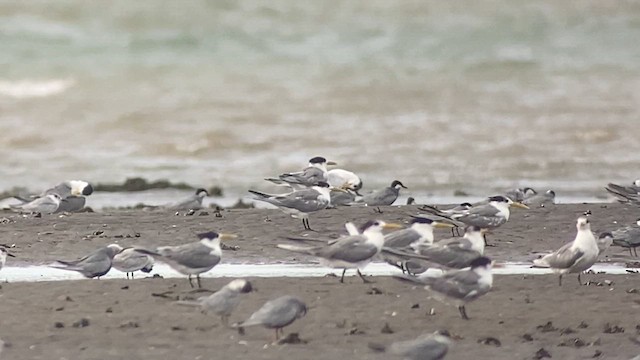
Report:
533,216,599,286
235,295,307,341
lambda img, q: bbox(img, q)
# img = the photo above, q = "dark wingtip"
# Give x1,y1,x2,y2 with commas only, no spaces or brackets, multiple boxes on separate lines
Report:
197,231,219,240
82,184,94,196
470,256,492,268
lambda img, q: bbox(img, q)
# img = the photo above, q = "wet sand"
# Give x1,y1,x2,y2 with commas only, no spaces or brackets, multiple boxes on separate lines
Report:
1,204,640,359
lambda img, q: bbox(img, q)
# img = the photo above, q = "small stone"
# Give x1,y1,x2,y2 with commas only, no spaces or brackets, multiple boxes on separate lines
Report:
185,209,196,216
411,303,419,309
522,334,534,342
593,350,602,357
72,318,90,328
428,308,436,316
277,333,307,345
534,348,552,359
198,211,209,216
578,321,589,329
603,323,624,334
119,321,139,329
121,286,129,290
604,280,613,286
626,288,638,294
536,321,558,333
560,327,576,335
381,323,394,334
54,322,65,328
477,337,501,347
366,287,383,295
105,307,113,313
171,326,185,331
55,307,64,312
348,327,365,335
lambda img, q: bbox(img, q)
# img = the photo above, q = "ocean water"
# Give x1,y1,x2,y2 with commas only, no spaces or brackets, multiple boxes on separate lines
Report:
1,1,639,204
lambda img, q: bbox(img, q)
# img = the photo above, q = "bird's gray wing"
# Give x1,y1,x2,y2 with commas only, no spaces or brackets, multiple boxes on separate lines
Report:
169,195,201,210
466,205,500,217
612,226,640,245
543,243,583,269
317,236,378,262
389,336,449,360
416,245,480,268
429,269,486,300
274,189,329,212
56,196,86,213
453,211,505,228
12,197,58,213
361,187,398,206
279,167,325,186
330,190,356,206
384,229,422,248
243,296,302,328
44,182,72,197
158,243,220,268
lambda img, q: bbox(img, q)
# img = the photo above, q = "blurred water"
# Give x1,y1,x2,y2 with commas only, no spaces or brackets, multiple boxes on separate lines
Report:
1,1,639,200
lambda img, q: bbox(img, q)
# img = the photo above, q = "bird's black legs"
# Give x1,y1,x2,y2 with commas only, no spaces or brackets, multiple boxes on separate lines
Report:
357,269,372,283
458,305,469,320
577,273,582,286
558,274,563,286
197,274,202,288
340,269,347,283
302,218,315,231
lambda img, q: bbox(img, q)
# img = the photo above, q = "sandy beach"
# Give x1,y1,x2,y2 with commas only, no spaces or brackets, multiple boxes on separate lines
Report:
1,204,640,359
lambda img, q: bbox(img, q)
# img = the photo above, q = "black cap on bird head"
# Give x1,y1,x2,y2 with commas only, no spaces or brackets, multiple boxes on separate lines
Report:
488,195,509,203
598,232,613,239
309,156,327,164
391,180,407,189
195,188,209,196
359,220,383,233
546,190,556,196
82,183,94,196
197,231,219,240
470,256,492,268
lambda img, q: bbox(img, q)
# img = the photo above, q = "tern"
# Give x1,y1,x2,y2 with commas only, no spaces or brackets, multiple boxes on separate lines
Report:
611,218,640,257
249,181,339,230
533,216,599,285
395,256,493,320
12,180,93,213
112,248,155,279
50,244,123,278
358,180,407,206
370,332,452,360
234,295,307,341
137,231,236,288
326,168,363,193
523,189,556,207
605,179,640,204
451,196,528,243
0,247,16,272
169,188,208,210
381,218,454,273
175,279,253,326
265,156,336,188
10,193,61,214
502,187,536,202
277,220,402,283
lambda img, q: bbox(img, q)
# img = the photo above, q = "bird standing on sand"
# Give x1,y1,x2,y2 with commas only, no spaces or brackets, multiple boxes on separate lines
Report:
358,180,407,206
326,168,363,193
249,182,338,230
112,248,155,279
370,332,452,360
50,244,123,278
451,195,528,244
235,295,307,341
605,179,640,204
10,193,62,214
611,218,640,257
169,188,208,210
533,216,599,285
0,247,16,272
175,279,253,326
278,220,402,283
395,257,494,320
523,189,556,207
265,156,336,188
137,231,236,288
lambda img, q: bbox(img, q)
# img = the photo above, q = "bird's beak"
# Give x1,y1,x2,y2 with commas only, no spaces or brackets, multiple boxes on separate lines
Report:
401,184,408,189
480,229,490,234
433,222,455,229
512,202,529,209
382,223,403,230
326,161,337,166
330,186,348,193
219,233,238,241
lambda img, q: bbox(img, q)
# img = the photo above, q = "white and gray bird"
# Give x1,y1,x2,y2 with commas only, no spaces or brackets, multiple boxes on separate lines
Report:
329,188,358,207
523,189,556,207
168,188,208,210
10,193,61,214
112,248,155,279
326,168,363,193
605,179,640,204
137,231,235,288
265,156,336,189
451,196,528,244
175,278,253,326
250,181,338,230
395,256,493,320
533,216,599,286
611,218,640,257
370,332,452,360
0,247,16,272
381,217,454,274
235,295,307,341
358,180,407,206
50,244,123,278
278,220,402,283
502,187,536,203
13,180,93,213
596,232,613,256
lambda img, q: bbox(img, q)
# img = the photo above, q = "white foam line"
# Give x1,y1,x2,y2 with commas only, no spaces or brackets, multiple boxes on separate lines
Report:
0,262,636,283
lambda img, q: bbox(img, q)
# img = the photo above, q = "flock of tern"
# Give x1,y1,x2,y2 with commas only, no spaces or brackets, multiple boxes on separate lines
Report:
1,160,640,359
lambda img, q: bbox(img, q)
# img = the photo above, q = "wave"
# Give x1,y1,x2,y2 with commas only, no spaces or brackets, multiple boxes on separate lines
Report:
0,79,75,99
